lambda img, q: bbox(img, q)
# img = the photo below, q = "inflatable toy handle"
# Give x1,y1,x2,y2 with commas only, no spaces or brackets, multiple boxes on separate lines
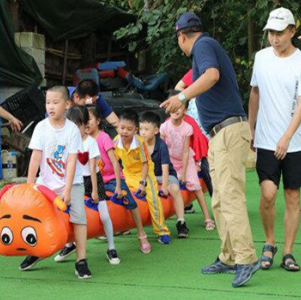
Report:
134,189,147,201
158,190,168,199
110,190,129,206
0,184,15,201
179,180,187,191
36,185,67,212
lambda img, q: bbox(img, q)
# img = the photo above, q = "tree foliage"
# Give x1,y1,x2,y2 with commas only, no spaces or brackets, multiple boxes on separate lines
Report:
105,0,301,105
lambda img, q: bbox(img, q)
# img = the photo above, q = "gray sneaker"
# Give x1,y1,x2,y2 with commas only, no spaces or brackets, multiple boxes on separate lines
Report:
202,257,236,274
232,260,260,288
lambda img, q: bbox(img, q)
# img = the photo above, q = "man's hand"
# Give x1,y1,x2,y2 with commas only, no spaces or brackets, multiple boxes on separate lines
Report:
275,134,291,160
9,117,23,131
160,95,184,114
250,126,256,151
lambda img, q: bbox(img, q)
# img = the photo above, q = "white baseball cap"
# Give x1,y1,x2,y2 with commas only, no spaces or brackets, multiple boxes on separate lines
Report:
263,7,295,31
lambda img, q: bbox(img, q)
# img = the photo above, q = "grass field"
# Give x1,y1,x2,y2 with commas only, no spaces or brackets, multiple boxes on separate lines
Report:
1,170,301,300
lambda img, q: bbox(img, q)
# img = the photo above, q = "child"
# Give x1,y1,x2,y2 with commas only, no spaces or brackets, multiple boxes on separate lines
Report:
86,107,151,253
160,105,215,230
20,86,91,279
55,105,121,265
114,109,171,244
139,111,189,238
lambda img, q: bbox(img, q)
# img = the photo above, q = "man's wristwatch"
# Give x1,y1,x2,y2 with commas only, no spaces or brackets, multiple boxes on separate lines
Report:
139,180,147,187
178,92,187,105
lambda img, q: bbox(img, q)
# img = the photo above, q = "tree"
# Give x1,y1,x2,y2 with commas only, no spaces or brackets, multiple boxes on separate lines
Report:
108,0,301,105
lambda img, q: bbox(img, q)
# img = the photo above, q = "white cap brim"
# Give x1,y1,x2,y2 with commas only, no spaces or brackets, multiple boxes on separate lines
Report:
263,19,295,31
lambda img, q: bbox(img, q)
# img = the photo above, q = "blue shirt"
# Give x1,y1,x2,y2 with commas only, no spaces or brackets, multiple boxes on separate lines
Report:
192,33,246,133
151,136,177,178
96,93,113,119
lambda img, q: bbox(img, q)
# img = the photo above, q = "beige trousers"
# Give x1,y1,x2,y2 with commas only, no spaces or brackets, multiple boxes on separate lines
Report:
208,121,257,265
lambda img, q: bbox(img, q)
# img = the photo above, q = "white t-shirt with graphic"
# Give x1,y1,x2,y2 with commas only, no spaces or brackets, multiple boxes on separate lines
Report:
80,135,100,176
251,47,301,152
29,118,83,194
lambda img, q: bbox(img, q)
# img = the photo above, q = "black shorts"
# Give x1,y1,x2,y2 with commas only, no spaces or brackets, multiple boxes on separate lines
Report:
256,148,301,189
83,172,106,201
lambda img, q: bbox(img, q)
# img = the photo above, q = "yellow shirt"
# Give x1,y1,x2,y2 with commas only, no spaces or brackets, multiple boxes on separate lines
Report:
114,134,155,178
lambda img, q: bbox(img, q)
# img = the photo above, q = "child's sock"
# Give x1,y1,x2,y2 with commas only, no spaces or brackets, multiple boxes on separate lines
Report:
66,242,74,248
98,201,115,250
177,218,185,223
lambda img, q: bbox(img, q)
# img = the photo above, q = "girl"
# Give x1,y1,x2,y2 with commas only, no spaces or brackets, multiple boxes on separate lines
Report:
55,105,121,264
160,106,215,230
86,106,151,254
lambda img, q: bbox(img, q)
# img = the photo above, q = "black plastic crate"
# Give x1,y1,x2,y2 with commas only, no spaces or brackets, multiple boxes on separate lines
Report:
1,85,46,127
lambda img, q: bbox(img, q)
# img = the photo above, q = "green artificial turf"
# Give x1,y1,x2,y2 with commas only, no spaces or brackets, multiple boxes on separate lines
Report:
1,170,301,300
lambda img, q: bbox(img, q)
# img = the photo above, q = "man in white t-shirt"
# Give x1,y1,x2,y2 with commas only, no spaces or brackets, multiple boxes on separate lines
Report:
249,7,301,272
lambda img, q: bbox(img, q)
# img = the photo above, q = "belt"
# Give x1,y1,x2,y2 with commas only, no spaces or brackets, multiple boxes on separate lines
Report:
209,116,248,138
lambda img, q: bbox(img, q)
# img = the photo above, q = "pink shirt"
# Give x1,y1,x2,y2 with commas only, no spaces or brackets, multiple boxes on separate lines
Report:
96,131,124,183
160,119,195,162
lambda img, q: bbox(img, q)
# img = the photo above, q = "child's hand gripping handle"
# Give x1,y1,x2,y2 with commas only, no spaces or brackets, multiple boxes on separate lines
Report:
158,190,168,199
110,190,128,206
134,189,147,201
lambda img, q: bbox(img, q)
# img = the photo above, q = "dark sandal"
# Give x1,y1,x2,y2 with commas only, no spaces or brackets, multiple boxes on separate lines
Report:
260,244,277,270
280,254,300,272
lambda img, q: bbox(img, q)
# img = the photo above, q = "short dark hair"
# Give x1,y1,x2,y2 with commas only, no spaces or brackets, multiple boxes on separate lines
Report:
66,105,89,126
47,85,69,101
76,79,99,99
119,109,139,127
139,111,161,128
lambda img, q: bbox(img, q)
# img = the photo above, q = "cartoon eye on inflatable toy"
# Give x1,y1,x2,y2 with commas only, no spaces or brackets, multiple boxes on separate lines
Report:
21,227,37,246
1,227,13,245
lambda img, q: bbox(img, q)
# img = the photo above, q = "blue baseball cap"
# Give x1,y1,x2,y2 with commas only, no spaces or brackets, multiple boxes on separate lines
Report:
176,12,203,34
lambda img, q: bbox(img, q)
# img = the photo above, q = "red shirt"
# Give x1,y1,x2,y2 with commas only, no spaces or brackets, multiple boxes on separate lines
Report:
181,69,193,87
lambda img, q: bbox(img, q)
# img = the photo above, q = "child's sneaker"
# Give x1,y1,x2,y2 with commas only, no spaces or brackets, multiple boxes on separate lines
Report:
75,259,92,279
176,220,189,238
19,256,42,271
107,249,121,265
54,243,77,262
158,234,171,244
184,204,195,214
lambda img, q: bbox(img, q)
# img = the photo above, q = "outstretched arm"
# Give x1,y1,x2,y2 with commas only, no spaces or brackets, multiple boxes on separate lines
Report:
160,68,219,113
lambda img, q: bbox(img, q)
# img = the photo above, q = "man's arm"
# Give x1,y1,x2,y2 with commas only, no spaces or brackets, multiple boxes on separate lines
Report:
275,96,301,160
248,86,259,150
160,68,220,113
106,111,119,129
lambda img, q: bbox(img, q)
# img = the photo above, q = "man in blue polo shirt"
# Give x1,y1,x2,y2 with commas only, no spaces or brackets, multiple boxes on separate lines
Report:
160,12,259,288
74,79,119,128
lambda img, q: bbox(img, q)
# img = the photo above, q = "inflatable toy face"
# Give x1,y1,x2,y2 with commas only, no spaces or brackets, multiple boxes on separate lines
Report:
0,184,68,257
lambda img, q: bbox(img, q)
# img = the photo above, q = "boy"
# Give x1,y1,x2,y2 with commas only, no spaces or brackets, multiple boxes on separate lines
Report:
19,86,91,279
114,110,171,244
139,111,189,238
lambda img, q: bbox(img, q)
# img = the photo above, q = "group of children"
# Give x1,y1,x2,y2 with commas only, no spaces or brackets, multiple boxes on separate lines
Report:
18,81,214,279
